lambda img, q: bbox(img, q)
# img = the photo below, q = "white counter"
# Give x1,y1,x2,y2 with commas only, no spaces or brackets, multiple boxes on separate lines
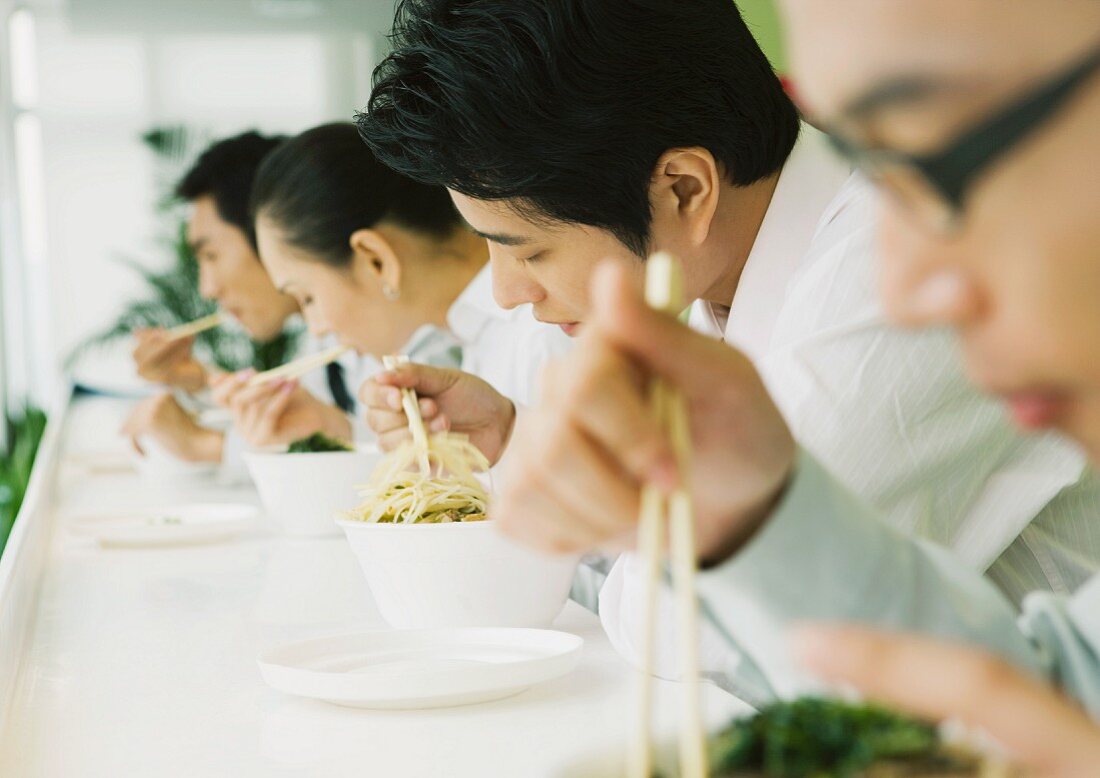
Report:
0,396,747,777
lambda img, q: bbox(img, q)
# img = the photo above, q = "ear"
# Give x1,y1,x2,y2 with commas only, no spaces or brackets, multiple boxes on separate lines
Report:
648,148,720,248
349,228,402,297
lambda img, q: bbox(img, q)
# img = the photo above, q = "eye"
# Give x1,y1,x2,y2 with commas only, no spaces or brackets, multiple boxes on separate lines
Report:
519,250,545,265
301,295,314,307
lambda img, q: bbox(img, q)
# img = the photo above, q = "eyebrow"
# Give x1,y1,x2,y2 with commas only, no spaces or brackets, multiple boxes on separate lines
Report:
840,76,946,121
189,237,207,254
470,228,532,247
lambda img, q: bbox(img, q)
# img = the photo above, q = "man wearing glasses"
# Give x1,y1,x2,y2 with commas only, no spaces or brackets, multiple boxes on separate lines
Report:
489,0,1100,765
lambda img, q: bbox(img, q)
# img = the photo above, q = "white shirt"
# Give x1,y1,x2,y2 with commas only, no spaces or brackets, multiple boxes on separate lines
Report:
591,127,1100,698
447,264,574,406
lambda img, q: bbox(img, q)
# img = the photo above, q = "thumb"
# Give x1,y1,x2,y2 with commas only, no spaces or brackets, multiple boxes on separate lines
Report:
589,260,755,388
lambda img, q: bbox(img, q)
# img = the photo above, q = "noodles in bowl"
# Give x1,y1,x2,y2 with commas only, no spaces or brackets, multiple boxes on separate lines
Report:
342,431,490,524
338,430,577,628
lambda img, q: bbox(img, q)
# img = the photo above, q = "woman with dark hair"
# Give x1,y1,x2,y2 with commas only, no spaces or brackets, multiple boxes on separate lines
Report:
215,122,570,450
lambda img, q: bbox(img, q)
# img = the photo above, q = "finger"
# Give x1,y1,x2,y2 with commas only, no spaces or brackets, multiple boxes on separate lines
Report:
229,379,284,412
793,624,1100,772
556,338,676,489
369,364,462,398
514,416,640,540
257,381,296,438
377,427,413,451
494,477,610,555
212,369,255,407
136,335,191,367
358,379,398,411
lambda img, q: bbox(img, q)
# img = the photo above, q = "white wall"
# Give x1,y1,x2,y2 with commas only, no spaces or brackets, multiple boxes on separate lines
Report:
8,3,381,401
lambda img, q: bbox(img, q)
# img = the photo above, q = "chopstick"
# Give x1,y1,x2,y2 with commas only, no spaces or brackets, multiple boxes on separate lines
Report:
163,312,224,342
629,252,707,778
382,354,431,472
247,344,350,387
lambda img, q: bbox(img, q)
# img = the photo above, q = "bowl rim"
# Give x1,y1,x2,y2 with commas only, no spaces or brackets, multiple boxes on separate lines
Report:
243,445,381,461
336,517,494,532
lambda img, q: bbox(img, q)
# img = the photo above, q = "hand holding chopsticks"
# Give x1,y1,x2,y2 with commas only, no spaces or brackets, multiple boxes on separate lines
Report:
382,354,432,473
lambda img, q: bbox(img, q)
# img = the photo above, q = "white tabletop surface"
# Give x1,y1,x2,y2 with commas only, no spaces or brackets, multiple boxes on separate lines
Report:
0,396,748,777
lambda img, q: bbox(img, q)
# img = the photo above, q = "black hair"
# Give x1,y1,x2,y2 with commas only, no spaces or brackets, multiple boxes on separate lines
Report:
250,122,462,268
175,131,286,249
356,0,800,255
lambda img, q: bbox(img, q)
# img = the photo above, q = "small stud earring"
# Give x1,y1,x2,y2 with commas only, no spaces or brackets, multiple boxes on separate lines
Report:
382,283,400,301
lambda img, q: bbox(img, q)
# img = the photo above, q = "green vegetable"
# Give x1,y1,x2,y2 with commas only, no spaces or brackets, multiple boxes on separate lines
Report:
287,433,354,454
706,698,950,777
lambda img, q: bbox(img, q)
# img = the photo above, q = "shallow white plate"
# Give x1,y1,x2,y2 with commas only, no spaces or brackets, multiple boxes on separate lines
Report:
259,628,584,709
69,503,259,547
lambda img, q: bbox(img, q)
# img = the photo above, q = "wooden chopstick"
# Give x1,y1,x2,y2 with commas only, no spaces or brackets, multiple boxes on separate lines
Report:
629,252,707,778
247,344,350,387
163,312,224,342
382,354,431,472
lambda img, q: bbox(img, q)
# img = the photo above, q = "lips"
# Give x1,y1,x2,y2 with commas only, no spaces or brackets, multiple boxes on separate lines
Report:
557,323,581,337
1002,392,1068,430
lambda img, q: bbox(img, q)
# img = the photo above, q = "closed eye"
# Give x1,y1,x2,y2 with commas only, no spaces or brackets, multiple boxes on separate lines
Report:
520,251,545,265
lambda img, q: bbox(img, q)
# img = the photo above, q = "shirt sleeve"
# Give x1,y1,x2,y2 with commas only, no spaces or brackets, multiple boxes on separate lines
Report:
695,450,1100,711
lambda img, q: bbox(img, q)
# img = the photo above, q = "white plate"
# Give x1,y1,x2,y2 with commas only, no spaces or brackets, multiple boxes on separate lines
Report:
69,503,259,547
259,628,584,709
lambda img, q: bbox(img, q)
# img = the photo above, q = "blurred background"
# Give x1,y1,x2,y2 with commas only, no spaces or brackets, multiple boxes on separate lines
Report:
0,0,784,412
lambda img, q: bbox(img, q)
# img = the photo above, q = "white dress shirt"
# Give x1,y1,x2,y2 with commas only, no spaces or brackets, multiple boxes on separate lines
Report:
446,264,574,405
588,126,1100,701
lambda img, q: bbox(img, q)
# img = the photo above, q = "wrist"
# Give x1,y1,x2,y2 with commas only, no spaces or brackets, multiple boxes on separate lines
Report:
697,466,794,569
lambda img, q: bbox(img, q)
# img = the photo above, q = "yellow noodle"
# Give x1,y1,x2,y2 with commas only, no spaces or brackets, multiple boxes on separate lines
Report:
344,431,490,524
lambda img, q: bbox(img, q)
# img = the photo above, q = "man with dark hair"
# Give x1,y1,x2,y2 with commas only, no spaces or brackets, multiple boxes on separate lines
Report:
356,0,1100,699
124,131,358,467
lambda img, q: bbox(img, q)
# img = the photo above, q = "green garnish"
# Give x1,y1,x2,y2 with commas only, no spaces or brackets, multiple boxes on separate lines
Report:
286,433,354,454
706,698,949,777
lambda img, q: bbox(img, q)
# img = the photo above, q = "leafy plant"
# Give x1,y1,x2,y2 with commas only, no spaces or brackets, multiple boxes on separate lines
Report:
68,124,301,373
706,697,952,777
287,432,354,453
0,403,48,555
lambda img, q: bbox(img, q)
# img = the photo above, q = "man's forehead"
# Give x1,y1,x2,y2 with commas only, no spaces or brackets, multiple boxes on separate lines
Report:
782,0,1086,117
449,190,549,243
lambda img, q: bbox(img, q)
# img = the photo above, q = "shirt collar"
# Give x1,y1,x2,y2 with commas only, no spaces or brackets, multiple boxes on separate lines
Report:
722,124,856,359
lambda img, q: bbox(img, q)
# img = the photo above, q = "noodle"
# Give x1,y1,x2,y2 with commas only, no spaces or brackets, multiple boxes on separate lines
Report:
344,432,491,524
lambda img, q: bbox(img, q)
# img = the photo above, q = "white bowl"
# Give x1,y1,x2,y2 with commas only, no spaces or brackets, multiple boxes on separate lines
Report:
336,519,579,628
245,447,383,537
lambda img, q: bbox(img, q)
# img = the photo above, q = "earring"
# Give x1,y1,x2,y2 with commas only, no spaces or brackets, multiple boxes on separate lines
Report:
382,283,400,301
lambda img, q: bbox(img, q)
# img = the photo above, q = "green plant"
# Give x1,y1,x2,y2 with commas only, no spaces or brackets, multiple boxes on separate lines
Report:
0,403,48,555
706,697,950,777
68,124,301,373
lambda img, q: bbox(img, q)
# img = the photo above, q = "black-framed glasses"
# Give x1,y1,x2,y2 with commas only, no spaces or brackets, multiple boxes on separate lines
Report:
826,41,1100,232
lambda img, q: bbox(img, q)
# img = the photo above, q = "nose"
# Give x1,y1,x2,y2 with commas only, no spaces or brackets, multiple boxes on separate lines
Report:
198,264,219,301
490,251,544,310
877,205,981,330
